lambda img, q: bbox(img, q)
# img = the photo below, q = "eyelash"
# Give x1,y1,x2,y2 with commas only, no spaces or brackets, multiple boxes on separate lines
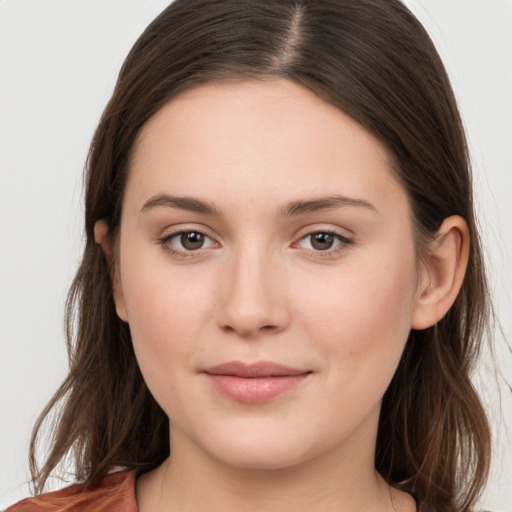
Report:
157,229,354,260
158,230,218,260
294,230,354,258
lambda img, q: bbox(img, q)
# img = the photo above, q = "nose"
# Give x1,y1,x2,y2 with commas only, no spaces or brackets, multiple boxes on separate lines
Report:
216,245,290,338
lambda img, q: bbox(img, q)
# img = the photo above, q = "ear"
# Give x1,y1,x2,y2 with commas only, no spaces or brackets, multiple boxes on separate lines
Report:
411,216,469,330
94,220,128,322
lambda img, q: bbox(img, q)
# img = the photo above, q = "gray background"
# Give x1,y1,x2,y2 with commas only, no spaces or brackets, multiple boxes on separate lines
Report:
1,0,511,509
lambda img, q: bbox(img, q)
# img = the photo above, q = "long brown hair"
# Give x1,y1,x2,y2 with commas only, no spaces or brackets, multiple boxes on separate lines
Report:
30,1,492,509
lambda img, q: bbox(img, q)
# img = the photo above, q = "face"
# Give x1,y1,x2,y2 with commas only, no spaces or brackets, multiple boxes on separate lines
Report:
114,79,425,471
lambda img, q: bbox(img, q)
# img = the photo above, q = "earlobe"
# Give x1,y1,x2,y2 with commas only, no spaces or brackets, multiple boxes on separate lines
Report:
411,216,469,330
93,220,128,322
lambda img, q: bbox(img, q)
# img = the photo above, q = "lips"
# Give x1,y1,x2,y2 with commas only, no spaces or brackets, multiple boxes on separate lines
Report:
203,361,311,403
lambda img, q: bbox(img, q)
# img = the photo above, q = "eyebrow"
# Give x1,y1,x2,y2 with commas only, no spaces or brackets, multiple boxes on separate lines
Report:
141,194,222,216
140,193,377,217
280,195,377,216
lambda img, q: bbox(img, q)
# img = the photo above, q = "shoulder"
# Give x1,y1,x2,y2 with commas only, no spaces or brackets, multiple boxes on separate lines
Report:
5,470,137,512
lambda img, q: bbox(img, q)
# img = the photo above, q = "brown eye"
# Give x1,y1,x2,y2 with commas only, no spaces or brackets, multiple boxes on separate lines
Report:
180,231,205,250
159,229,217,258
295,230,353,257
310,232,335,251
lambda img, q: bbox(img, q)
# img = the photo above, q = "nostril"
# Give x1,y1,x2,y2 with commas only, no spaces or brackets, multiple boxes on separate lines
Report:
221,323,278,336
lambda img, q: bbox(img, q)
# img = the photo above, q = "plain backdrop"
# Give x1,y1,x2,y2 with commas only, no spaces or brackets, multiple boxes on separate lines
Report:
1,0,511,509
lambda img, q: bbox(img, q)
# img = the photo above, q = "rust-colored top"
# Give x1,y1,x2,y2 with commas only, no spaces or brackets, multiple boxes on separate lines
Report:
6,470,138,512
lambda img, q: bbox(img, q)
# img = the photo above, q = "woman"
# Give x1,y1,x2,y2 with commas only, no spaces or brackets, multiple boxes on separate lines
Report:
7,0,492,510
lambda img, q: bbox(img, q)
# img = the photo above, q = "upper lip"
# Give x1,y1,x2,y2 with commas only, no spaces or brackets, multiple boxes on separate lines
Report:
204,361,310,378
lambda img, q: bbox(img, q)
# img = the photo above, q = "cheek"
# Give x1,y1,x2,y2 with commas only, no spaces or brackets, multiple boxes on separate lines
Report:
125,279,191,345
118,252,216,399
297,250,417,390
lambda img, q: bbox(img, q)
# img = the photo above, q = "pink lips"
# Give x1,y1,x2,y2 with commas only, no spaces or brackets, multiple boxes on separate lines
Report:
203,361,311,403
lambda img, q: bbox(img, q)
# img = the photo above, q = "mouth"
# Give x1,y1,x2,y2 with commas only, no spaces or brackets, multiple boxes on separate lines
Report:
202,361,312,403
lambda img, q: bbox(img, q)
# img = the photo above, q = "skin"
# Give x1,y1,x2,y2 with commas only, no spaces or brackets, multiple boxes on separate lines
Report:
95,78,469,511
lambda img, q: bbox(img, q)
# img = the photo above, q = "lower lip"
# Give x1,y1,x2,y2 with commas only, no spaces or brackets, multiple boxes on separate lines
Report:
205,374,310,404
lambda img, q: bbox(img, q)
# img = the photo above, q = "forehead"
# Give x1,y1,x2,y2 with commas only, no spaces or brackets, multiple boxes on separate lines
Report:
126,78,405,215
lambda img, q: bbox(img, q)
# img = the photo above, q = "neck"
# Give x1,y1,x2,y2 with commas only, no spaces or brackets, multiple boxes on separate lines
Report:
136,412,415,512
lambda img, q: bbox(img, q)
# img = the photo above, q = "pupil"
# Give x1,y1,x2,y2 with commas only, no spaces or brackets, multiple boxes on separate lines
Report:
181,232,204,250
311,233,334,250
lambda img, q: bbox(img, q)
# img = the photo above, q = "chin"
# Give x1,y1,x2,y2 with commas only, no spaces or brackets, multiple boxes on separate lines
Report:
214,445,311,471
191,423,337,472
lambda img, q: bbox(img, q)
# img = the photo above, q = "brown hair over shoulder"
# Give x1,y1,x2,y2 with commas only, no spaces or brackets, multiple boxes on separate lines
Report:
30,1,492,510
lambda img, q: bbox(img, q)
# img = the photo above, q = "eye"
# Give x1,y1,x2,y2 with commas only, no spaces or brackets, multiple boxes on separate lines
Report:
158,229,218,257
295,230,353,256
177,231,208,250
306,232,337,251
